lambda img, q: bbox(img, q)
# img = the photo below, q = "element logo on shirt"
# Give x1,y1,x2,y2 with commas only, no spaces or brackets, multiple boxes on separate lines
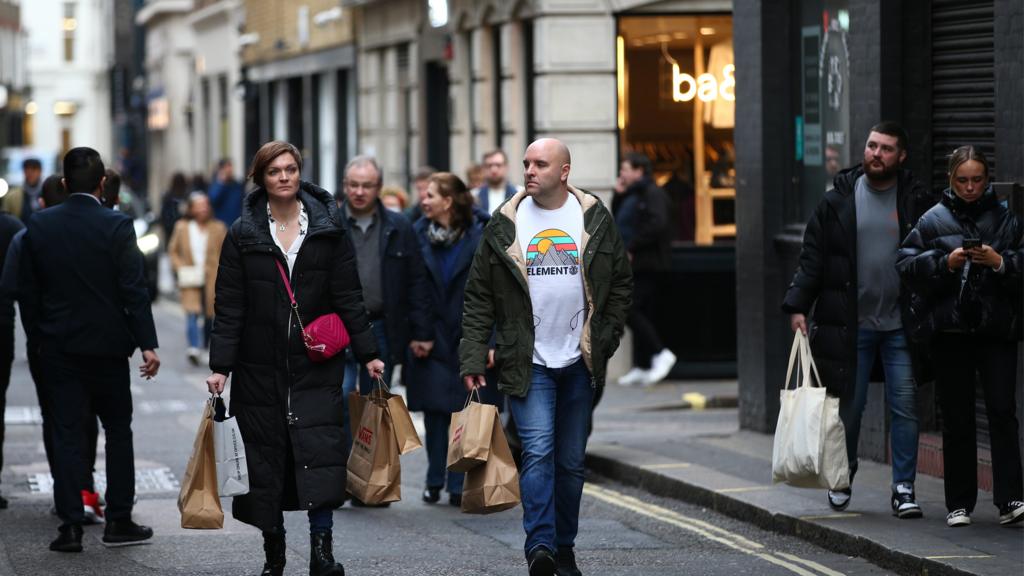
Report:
526,228,579,276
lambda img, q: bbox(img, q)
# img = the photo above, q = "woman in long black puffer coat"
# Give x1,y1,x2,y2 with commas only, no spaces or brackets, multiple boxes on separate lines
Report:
206,141,384,576
896,145,1024,528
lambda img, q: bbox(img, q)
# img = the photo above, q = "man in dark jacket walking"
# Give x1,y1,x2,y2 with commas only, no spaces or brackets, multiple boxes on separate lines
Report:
782,122,935,518
19,147,160,552
613,152,675,387
337,155,433,504
461,138,632,576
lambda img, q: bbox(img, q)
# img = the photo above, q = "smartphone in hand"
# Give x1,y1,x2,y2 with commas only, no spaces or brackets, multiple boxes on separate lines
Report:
962,238,982,250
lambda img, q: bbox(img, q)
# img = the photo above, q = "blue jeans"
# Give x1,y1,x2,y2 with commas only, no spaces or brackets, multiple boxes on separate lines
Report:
424,411,464,494
342,321,392,458
186,314,211,349
840,328,919,485
509,358,594,556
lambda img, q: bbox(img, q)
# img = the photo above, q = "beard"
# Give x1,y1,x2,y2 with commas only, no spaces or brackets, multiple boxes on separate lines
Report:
862,158,899,182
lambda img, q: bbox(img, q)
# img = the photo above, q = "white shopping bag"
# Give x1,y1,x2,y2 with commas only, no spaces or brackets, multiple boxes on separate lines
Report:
212,396,250,497
771,330,849,490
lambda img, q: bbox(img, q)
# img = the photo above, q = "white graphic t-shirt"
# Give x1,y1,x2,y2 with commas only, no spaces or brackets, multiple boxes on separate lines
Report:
516,194,586,368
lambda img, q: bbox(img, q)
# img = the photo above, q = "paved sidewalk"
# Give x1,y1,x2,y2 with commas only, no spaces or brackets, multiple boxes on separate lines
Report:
588,380,1024,576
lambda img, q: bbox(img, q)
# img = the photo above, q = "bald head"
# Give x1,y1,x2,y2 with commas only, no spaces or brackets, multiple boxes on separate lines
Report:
527,138,571,167
523,138,572,207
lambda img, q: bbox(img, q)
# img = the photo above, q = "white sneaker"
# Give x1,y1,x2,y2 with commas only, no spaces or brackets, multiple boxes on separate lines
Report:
617,367,647,386
642,349,677,386
946,509,971,527
187,347,200,366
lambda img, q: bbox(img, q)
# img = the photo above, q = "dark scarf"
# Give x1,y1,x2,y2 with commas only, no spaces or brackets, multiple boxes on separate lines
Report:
426,221,464,247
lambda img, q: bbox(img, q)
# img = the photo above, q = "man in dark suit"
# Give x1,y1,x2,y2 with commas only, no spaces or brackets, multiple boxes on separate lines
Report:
19,147,161,552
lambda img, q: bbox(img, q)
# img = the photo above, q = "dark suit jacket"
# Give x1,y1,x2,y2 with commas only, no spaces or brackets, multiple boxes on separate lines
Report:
20,193,158,357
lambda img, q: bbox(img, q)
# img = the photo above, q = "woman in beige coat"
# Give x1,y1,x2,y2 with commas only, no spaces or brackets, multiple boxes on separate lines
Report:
168,193,228,364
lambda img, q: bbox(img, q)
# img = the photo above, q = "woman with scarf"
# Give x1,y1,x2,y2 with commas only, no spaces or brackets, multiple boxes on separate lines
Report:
897,146,1024,528
405,172,502,506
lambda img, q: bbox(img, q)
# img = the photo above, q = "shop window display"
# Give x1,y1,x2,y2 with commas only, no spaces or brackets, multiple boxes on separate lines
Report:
617,15,734,245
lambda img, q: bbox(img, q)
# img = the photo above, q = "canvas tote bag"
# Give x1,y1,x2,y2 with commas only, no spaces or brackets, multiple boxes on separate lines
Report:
447,389,497,473
461,415,521,514
178,398,224,529
771,330,849,490
346,392,402,504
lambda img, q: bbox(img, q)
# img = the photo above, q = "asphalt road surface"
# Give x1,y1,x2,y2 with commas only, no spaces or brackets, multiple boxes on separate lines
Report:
0,299,896,575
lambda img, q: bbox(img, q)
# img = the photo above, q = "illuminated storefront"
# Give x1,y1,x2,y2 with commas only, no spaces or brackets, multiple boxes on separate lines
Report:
616,12,738,377
617,14,735,245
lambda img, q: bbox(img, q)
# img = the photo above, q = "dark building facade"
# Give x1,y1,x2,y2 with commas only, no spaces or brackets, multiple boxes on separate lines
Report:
735,0,1024,473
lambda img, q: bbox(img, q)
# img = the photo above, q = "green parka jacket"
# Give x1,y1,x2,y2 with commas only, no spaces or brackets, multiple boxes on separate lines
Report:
459,185,633,397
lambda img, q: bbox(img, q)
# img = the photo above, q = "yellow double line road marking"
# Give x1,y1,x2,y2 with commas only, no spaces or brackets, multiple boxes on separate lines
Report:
583,483,846,576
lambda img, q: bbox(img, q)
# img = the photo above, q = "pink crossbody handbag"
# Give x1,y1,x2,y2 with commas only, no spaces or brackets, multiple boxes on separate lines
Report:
275,260,350,362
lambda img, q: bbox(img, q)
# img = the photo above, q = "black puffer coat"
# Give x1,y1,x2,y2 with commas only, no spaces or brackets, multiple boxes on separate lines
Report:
209,182,378,531
781,166,935,394
896,187,1023,342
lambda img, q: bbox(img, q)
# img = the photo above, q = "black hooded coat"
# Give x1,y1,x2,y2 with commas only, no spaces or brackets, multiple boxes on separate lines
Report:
781,166,935,394
209,182,378,531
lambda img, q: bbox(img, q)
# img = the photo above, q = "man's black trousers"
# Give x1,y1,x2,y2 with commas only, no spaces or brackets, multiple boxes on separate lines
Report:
43,350,135,525
628,271,665,368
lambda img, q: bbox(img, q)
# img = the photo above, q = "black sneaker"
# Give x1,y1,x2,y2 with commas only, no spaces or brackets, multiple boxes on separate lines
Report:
527,546,556,576
49,524,83,553
102,519,153,544
422,487,441,504
827,487,851,511
448,493,462,507
891,482,922,519
998,501,1024,525
556,546,582,576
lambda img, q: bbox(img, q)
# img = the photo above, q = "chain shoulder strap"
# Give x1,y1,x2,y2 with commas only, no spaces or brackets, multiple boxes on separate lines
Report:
274,259,312,343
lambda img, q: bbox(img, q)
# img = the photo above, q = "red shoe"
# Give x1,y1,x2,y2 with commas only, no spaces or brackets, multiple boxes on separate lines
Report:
82,490,104,524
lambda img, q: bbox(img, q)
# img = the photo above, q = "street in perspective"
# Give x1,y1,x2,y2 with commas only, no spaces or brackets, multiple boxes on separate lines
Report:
0,1,1023,576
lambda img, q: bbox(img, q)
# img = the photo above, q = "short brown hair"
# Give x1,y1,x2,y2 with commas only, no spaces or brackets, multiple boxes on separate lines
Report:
380,186,409,210
429,172,474,232
248,141,302,189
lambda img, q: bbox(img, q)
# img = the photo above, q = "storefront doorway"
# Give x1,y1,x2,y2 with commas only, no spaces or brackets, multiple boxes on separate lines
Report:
617,14,737,377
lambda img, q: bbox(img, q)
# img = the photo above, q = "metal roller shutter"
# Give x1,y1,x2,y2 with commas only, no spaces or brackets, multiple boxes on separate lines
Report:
931,0,995,450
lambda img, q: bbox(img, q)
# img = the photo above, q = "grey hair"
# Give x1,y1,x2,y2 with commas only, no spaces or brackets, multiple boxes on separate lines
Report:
344,155,383,186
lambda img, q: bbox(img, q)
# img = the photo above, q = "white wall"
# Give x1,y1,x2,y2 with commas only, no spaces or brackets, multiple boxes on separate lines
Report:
23,0,114,164
142,9,194,204
190,1,244,176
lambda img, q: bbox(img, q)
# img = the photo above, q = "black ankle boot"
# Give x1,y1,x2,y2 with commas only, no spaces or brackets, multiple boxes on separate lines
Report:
309,532,344,576
260,531,286,576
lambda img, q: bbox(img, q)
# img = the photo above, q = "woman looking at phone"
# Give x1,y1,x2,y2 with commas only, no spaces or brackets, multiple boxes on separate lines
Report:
897,146,1023,528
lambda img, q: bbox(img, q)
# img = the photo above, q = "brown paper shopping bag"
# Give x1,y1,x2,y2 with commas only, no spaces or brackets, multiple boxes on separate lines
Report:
346,395,402,504
461,417,521,514
178,399,224,529
447,390,497,472
348,390,366,441
367,376,422,455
